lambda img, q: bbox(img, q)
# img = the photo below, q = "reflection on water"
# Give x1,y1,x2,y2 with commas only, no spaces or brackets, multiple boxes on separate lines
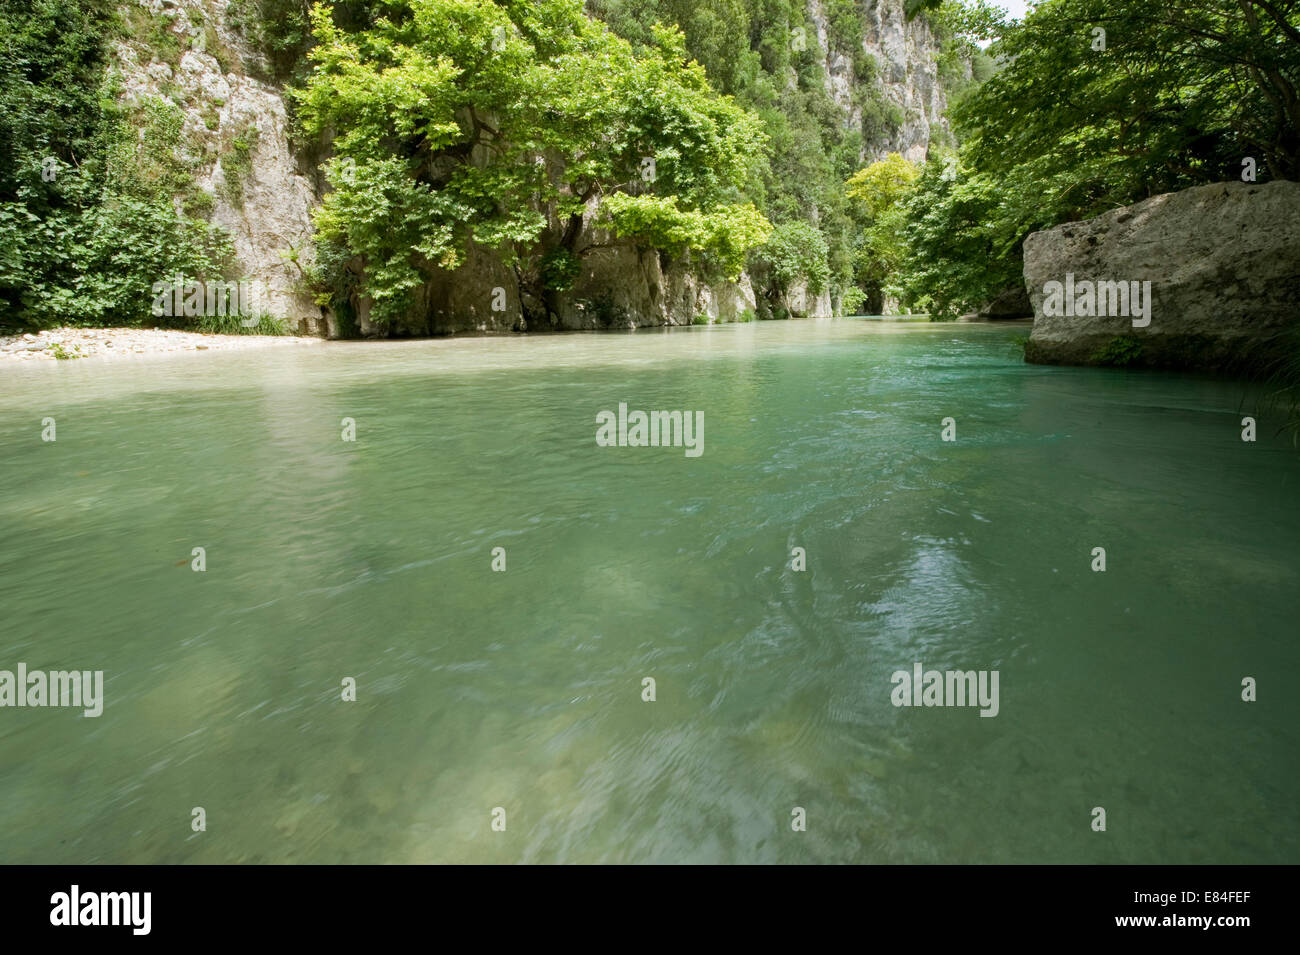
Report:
0,321,1296,862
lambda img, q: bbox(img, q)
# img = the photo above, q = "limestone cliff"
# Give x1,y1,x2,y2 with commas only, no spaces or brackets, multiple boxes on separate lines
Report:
809,0,953,165
114,0,326,334
115,0,952,336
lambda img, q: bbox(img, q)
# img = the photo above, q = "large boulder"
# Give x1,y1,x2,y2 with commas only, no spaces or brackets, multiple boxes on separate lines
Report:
1023,181,1300,374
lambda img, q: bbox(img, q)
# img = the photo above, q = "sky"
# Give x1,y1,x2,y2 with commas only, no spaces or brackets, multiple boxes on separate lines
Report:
997,0,1032,20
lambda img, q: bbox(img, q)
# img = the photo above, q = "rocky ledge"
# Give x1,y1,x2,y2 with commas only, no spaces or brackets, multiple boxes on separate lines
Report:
1022,180,1300,374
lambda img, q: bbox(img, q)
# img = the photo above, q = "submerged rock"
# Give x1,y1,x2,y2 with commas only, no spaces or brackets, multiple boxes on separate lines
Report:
1022,180,1300,374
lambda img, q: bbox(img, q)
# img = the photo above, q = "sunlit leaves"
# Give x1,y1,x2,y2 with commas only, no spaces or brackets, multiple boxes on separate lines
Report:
846,153,921,220
298,0,772,323
602,193,772,277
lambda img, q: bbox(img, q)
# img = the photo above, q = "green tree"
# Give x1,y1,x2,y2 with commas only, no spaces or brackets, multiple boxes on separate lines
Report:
846,153,921,218
897,0,1300,318
748,219,830,316
845,152,920,312
0,0,236,329
297,0,771,328
897,154,1022,318
964,0,1300,188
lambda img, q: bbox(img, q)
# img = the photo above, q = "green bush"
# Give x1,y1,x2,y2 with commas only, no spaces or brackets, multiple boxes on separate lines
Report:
0,0,241,331
1090,336,1144,367
219,126,260,209
540,248,582,293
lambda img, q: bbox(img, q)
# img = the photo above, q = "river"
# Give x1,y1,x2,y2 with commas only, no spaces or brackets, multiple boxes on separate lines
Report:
1,319,1296,863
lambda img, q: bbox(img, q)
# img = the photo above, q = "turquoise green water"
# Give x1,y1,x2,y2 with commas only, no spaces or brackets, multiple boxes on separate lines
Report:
1,320,1296,863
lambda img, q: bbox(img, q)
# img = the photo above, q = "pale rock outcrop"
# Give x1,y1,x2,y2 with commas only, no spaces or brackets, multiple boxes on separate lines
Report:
113,0,325,334
808,0,953,164
1023,181,1300,373
364,237,759,336
786,281,835,319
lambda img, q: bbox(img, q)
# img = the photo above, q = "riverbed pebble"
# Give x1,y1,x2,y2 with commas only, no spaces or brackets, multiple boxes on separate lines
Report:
0,327,323,361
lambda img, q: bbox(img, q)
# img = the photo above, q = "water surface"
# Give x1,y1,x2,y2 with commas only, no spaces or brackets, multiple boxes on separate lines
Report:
1,320,1295,863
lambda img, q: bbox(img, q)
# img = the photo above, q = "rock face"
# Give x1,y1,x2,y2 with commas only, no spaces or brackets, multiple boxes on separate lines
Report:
112,0,949,337
114,0,327,335
357,239,759,336
786,280,835,320
978,285,1032,320
808,0,952,164
1023,181,1300,374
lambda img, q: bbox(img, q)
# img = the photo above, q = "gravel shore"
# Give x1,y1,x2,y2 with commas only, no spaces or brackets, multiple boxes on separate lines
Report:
0,327,324,362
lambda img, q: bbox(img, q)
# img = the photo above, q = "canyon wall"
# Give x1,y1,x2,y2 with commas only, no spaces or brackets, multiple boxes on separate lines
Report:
115,0,952,336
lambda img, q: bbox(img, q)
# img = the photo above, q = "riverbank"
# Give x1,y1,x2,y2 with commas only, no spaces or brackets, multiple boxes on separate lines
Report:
0,319,1032,363
0,327,324,362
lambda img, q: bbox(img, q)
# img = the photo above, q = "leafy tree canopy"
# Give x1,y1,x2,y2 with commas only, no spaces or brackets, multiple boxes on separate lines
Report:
296,0,771,325
895,0,1300,317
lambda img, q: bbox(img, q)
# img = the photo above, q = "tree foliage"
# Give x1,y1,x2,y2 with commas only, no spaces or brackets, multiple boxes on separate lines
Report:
846,153,921,219
0,0,240,330
297,0,771,326
587,0,912,312
748,219,830,313
894,0,1300,318
845,153,921,311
